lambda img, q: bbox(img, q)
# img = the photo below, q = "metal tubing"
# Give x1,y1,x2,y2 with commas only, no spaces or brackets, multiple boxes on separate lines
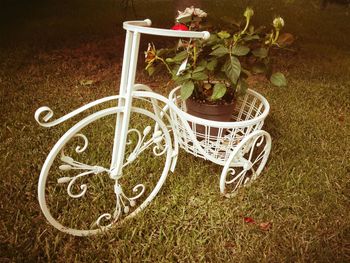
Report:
111,31,141,177
123,20,210,40
110,30,133,171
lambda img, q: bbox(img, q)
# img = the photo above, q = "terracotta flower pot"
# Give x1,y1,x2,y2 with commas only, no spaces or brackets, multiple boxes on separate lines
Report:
185,98,235,137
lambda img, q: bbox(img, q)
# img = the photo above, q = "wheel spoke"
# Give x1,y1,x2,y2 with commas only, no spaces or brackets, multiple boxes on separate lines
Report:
251,148,266,166
220,131,271,197
38,105,174,236
226,167,247,184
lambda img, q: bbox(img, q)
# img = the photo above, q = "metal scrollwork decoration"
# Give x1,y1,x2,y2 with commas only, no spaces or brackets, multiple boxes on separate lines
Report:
55,133,109,198
95,182,145,228
220,131,271,198
35,18,272,237
54,126,167,227
36,104,174,236
123,126,167,167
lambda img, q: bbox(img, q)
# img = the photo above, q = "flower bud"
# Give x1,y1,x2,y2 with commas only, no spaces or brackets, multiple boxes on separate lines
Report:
273,17,285,30
244,7,254,19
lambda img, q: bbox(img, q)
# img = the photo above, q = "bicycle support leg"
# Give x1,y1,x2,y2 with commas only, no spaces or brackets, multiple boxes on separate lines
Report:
110,30,141,179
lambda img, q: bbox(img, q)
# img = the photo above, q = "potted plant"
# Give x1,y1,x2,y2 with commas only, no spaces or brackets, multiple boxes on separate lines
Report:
145,6,289,134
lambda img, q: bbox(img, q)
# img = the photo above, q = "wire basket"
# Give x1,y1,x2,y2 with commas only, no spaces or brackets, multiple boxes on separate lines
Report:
168,87,270,166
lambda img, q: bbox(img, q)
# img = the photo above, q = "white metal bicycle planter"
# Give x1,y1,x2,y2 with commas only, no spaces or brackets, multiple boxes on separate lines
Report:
35,19,271,236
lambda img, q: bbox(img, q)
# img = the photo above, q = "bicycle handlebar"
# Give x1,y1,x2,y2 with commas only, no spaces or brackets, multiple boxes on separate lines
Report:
123,19,210,40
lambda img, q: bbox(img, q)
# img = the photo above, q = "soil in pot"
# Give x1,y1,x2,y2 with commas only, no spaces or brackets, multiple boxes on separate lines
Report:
185,97,235,138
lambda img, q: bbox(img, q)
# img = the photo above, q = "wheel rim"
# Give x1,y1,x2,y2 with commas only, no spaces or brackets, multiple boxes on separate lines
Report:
38,106,173,236
220,130,271,198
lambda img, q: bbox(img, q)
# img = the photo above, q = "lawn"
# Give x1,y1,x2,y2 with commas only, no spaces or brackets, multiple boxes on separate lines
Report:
0,0,349,262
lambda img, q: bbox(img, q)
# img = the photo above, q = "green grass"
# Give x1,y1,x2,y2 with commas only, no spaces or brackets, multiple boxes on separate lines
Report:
1,0,350,262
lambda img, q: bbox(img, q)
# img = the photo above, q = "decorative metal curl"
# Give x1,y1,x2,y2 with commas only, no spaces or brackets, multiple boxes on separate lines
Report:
123,126,167,167
224,168,248,193
35,106,54,126
94,181,145,228
57,133,109,198
58,154,109,198
34,96,119,127
74,134,89,153
55,128,153,227
224,135,268,188
55,130,148,229
220,132,271,197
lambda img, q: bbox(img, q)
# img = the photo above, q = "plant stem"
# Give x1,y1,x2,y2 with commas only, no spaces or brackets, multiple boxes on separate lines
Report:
232,17,250,47
241,17,250,35
273,29,280,44
157,57,173,75
193,44,197,66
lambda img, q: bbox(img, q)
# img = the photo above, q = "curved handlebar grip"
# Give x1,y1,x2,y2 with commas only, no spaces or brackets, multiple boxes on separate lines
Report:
123,19,210,40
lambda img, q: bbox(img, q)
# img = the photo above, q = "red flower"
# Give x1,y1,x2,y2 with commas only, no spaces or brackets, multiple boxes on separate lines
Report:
171,23,189,31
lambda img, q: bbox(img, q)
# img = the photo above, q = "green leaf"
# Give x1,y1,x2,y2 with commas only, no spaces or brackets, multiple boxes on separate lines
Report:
251,63,267,74
212,44,222,50
192,71,208,81
252,48,268,58
210,46,229,57
198,60,207,68
174,72,191,83
156,48,168,56
165,58,175,63
193,66,206,73
236,79,248,95
213,71,227,80
180,80,194,100
206,59,218,71
243,35,260,41
173,50,188,62
217,31,231,39
177,15,192,24
232,45,250,56
241,68,252,77
146,66,155,76
211,83,227,100
222,56,241,85
270,72,287,87
206,34,220,45
171,65,180,76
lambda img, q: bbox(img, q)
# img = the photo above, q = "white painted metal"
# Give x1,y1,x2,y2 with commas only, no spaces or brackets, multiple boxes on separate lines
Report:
110,30,133,175
35,19,272,236
111,19,209,179
35,95,120,127
110,31,141,179
123,20,210,40
168,87,270,166
219,130,271,198
37,105,173,236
